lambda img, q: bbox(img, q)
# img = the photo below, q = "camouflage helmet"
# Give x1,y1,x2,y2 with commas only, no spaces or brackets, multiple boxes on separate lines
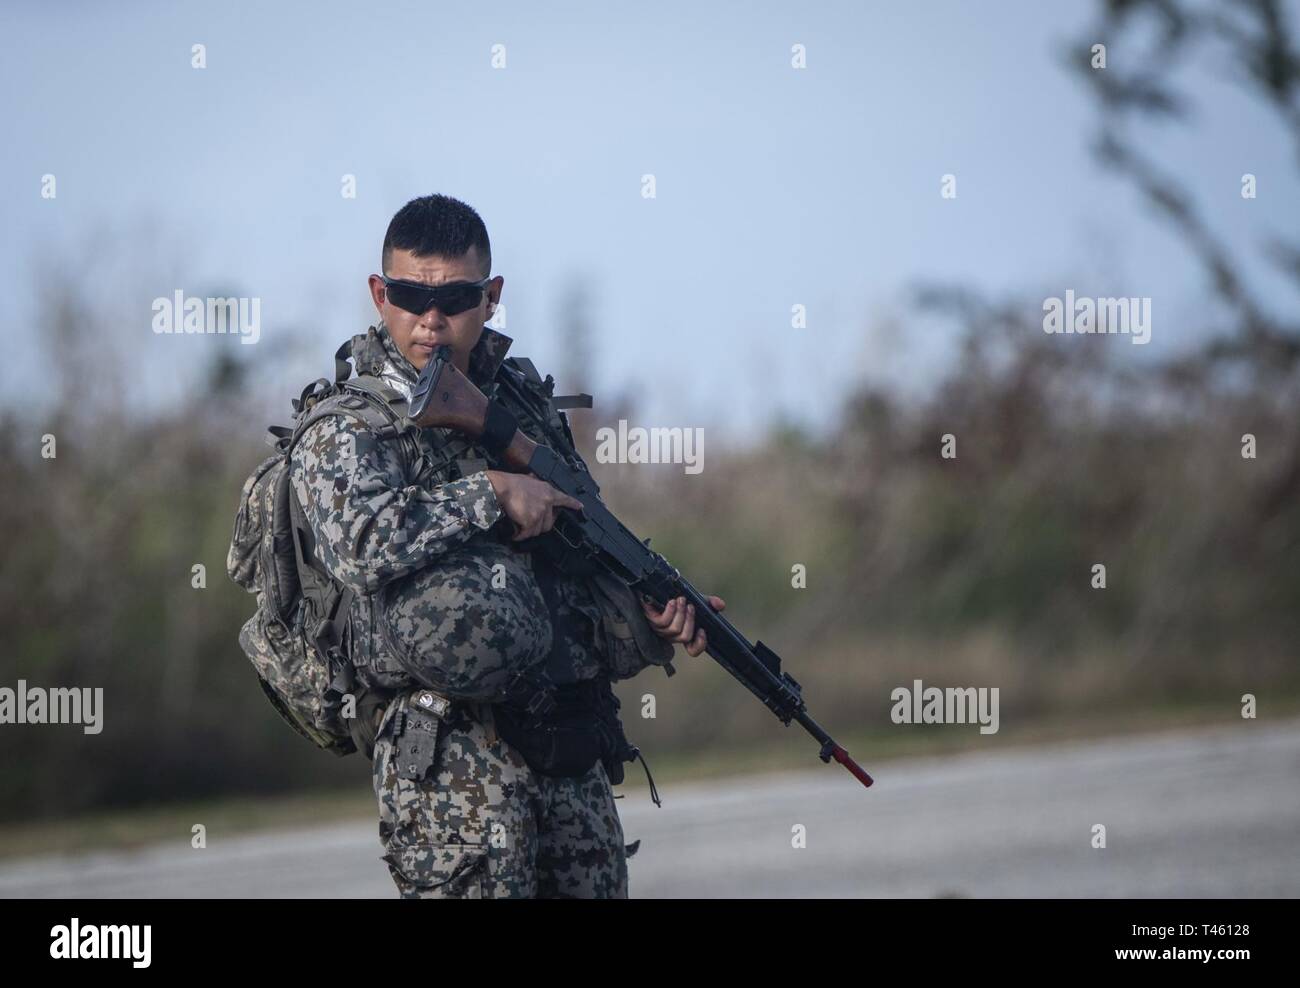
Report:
379,536,552,700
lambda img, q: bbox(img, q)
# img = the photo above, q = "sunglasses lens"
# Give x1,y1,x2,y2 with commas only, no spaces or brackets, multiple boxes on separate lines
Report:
434,286,483,316
385,281,435,314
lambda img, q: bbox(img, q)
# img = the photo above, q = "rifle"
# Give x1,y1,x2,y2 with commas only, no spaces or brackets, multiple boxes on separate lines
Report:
408,345,873,790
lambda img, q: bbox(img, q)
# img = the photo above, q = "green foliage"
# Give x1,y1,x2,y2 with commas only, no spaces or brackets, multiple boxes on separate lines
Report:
2,312,1298,824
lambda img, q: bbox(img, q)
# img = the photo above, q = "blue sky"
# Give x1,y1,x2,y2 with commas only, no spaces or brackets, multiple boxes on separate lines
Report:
2,0,1295,439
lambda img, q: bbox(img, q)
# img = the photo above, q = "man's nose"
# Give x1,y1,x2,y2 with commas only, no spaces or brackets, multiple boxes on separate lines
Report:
417,304,449,328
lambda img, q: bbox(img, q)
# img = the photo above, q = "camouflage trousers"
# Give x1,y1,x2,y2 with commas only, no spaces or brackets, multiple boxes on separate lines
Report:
372,688,631,898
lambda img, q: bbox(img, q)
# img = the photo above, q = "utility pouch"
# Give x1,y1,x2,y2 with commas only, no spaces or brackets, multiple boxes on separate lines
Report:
391,688,454,782
492,678,633,780
492,682,604,778
346,686,396,760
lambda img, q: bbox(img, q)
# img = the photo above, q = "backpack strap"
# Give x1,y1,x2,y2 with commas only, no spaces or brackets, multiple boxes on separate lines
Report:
290,379,406,450
342,375,411,430
553,393,593,410
334,340,353,384
501,357,590,408
508,356,545,386
496,360,593,486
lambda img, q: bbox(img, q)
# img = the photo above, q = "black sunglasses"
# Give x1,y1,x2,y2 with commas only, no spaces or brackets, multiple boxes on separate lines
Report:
381,275,492,316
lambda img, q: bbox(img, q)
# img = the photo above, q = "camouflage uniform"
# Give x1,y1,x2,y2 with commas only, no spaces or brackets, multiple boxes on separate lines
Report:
290,322,667,898
372,690,628,898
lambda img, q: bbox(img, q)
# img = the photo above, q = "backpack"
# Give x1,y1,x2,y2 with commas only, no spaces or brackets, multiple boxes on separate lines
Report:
227,367,418,756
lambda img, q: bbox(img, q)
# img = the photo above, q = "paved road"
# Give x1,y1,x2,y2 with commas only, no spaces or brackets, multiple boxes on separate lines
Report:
2,720,1297,897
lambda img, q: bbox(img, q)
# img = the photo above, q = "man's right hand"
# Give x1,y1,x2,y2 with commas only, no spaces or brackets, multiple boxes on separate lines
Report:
484,470,584,541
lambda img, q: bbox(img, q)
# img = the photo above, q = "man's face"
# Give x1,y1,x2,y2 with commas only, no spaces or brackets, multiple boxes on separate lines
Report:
367,246,503,373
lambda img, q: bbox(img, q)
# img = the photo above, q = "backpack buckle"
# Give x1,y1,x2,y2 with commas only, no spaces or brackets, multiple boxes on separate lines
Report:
311,618,334,656
503,670,556,721
525,689,556,719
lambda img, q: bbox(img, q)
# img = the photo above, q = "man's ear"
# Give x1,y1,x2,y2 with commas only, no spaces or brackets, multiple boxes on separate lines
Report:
367,274,386,314
486,275,504,315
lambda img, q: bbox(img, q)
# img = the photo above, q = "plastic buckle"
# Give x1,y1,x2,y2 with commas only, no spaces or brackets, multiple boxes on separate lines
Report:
525,690,556,719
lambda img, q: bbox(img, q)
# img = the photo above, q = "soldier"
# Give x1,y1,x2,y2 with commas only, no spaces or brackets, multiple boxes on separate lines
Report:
289,194,724,898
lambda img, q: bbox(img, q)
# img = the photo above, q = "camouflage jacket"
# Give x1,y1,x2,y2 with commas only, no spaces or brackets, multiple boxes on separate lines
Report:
289,322,662,696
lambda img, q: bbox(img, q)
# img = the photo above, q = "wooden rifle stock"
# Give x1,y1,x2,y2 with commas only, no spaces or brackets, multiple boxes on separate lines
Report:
407,345,536,471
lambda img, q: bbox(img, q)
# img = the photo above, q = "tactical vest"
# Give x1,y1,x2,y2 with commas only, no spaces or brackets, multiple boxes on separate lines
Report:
343,329,663,797
337,329,606,696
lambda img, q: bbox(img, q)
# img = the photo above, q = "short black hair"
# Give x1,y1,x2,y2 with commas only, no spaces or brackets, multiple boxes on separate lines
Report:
381,194,491,277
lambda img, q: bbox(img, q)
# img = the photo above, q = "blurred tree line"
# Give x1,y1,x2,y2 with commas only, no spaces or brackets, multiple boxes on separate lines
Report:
1,0,1297,821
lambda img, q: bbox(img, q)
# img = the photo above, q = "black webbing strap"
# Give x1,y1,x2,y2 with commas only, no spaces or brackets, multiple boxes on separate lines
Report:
329,585,354,646
480,400,519,455
333,341,353,383
347,687,393,759
553,393,593,410
633,748,662,808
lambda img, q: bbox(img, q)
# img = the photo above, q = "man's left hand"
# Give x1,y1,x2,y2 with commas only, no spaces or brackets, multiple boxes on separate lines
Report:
641,594,726,657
